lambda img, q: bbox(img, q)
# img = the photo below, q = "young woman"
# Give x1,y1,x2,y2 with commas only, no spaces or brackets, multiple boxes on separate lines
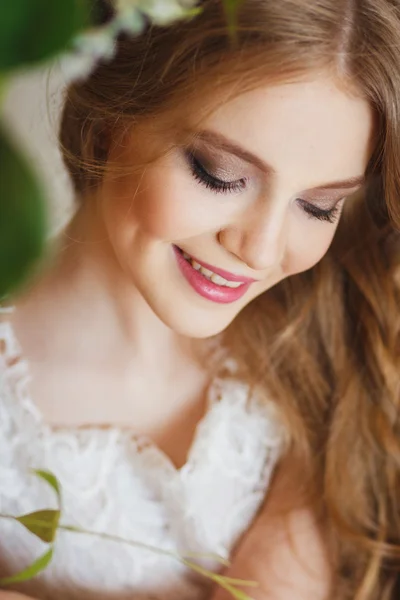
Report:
1,0,399,599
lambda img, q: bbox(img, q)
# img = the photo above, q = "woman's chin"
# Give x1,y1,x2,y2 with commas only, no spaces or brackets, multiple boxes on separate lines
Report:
148,296,235,338
166,310,233,339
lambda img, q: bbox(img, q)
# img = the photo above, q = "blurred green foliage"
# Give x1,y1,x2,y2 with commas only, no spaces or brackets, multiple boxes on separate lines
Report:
0,0,88,73
0,0,89,300
0,125,47,298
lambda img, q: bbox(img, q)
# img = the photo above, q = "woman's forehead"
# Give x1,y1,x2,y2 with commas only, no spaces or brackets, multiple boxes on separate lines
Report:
193,74,374,193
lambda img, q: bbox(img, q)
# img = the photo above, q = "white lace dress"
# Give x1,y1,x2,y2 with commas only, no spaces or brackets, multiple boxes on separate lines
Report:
0,318,286,600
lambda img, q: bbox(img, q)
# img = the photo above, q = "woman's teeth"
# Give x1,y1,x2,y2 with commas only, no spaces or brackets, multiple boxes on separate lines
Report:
182,252,242,288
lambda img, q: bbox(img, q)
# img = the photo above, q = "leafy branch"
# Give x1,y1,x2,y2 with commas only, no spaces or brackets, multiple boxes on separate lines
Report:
0,470,258,600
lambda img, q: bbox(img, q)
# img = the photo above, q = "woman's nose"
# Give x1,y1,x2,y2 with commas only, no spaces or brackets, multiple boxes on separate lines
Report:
219,200,288,273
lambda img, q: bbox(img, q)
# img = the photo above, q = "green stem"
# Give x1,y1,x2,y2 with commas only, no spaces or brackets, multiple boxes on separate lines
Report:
60,524,230,565
0,514,257,599
60,525,257,599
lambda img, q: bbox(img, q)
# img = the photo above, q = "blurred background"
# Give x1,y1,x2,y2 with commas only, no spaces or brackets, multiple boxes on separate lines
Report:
1,64,75,234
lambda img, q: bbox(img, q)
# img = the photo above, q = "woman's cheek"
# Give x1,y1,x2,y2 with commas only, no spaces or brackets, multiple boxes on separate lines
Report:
285,222,339,275
126,166,225,241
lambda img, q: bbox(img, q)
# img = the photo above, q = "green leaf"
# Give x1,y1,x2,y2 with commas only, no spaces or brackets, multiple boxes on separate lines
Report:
0,0,89,73
0,125,47,299
16,509,60,543
213,576,256,600
33,470,62,507
0,547,53,586
180,558,257,600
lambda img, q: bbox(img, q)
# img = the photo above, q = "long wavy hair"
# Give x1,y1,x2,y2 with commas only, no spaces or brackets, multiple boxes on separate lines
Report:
58,0,400,597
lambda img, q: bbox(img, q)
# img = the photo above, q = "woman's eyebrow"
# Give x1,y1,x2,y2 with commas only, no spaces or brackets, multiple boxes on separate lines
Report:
195,129,366,190
195,129,275,175
313,177,366,191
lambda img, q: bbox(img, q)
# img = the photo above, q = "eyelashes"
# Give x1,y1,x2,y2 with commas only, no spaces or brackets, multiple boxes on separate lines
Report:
295,198,342,224
185,150,247,194
185,149,342,224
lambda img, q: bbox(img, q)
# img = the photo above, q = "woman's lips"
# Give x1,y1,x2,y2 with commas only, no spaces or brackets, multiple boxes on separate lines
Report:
179,248,258,283
173,245,254,304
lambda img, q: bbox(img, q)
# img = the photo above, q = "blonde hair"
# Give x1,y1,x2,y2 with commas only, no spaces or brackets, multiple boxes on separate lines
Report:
59,1,400,597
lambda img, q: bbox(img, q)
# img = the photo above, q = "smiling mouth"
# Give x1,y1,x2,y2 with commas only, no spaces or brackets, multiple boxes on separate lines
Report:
174,246,257,287
179,251,242,288
173,245,253,304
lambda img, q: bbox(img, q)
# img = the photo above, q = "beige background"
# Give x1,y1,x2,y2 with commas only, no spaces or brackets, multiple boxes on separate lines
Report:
2,64,75,233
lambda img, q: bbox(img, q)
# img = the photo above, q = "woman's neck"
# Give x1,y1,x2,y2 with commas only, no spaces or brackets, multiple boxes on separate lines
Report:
10,202,207,376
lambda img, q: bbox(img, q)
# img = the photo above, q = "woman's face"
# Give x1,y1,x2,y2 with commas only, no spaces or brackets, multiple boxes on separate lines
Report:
99,73,374,338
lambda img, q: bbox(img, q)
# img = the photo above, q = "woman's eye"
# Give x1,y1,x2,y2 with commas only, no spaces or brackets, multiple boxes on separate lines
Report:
185,149,342,222
185,150,247,194
297,198,343,224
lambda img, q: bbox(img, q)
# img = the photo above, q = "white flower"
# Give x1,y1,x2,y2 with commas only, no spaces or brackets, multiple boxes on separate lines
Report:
72,28,116,61
57,53,99,82
116,0,198,27
58,0,200,83
112,6,147,34
57,28,116,83
137,0,192,25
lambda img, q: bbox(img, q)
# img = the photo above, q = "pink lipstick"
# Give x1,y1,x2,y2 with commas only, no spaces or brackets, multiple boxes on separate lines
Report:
173,245,254,304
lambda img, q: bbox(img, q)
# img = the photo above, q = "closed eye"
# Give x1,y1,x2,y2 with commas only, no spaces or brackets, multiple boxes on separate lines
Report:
186,150,247,194
186,149,344,224
296,198,343,224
